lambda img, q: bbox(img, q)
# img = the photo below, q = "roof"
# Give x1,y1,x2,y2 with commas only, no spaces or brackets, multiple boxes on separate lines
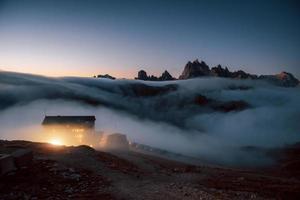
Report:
42,116,96,126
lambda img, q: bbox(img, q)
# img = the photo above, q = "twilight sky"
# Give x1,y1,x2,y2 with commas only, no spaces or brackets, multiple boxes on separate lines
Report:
0,0,299,78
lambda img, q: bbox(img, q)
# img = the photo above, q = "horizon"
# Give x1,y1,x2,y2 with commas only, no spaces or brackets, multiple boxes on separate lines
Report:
0,0,299,78
1,58,299,80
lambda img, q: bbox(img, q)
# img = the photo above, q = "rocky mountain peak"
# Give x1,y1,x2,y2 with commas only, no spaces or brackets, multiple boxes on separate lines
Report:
210,65,231,77
160,70,174,81
134,59,298,87
259,71,299,87
137,70,148,80
135,69,175,81
179,60,210,79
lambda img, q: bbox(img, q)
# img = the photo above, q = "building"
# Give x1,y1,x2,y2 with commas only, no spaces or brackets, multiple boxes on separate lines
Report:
42,115,96,129
42,115,97,146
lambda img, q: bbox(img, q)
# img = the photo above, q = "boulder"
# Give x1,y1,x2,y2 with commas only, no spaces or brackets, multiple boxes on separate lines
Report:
11,149,33,169
0,154,16,176
105,133,129,151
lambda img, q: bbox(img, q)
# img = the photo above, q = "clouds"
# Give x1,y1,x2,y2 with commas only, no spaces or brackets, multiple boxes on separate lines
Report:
0,71,300,167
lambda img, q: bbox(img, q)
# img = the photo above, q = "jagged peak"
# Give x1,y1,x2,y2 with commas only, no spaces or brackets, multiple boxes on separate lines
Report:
138,69,147,73
200,60,207,66
193,59,200,64
136,69,174,81
216,64,222,69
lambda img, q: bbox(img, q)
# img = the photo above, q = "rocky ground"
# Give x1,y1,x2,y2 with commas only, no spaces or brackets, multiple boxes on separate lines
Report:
1,140,300,200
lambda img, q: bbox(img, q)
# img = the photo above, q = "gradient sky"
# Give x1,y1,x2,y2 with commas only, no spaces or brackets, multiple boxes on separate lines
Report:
0,0,299,78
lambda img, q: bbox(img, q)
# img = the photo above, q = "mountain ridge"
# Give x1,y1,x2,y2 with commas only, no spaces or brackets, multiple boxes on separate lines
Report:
132,59,299,87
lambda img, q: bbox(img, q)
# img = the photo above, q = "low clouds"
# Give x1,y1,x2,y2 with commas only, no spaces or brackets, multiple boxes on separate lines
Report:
0,71,299,167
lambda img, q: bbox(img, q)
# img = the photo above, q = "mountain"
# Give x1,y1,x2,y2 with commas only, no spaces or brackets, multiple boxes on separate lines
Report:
258,71,299,87
178,59,299,87
179,59,210,79
160,70,174,81
210,65,231,78
97,59,298,87
179,60,258,80
94,74,116,80
135,70,175,81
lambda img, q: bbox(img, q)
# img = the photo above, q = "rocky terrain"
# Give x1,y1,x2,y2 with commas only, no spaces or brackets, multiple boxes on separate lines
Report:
1,140,300,200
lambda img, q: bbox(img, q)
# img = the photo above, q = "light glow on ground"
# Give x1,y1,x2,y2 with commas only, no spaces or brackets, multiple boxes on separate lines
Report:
49,138,63,146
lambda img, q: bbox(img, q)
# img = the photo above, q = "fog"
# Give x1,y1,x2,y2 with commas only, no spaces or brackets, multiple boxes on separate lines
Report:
1,71,300,167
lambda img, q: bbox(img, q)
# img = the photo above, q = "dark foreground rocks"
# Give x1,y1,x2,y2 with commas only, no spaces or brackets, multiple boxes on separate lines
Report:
0,159,113,200
1,140,300,200
0,148,33,176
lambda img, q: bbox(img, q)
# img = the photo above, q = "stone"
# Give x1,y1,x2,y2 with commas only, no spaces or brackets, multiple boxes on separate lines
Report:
11,149,33,169
0,154,17,176
104,133,129,151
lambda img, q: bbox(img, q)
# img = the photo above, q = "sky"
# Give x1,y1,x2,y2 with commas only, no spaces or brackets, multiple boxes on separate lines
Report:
0,0,299,78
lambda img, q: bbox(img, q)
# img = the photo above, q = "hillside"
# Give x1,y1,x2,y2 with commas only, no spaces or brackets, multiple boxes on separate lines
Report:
1,140,300,200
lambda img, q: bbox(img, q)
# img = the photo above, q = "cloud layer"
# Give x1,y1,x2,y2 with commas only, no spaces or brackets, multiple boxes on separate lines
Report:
0,71,300,167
